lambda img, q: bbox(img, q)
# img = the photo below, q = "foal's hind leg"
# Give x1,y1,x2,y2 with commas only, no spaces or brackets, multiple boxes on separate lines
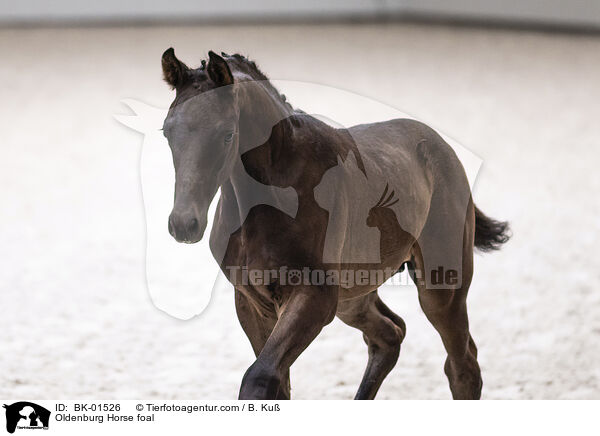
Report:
337,291,406,400
410,240,482,399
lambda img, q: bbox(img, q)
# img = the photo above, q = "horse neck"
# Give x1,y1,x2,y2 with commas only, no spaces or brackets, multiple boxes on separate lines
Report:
223,79,296,221
236,79,293,154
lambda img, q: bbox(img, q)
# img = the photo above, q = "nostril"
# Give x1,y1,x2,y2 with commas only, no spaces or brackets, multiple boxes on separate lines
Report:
189,217,199,234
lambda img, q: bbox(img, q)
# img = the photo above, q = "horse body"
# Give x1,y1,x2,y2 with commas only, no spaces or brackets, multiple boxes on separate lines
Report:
161,49,510,400
217,114,468,298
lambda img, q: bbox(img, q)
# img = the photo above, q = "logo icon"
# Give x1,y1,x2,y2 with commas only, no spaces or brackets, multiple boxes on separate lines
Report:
3,402,50,433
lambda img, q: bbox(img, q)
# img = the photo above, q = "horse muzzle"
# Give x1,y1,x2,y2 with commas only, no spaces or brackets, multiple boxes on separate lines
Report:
168,211,206,244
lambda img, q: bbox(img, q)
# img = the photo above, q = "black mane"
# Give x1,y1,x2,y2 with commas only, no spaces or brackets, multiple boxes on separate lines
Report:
224,53,293,112
173,52,294,112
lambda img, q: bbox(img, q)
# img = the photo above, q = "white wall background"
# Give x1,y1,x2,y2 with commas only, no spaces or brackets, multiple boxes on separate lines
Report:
1,0,600,28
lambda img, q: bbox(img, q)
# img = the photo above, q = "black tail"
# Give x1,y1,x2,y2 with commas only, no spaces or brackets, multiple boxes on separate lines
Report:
474,205,510,252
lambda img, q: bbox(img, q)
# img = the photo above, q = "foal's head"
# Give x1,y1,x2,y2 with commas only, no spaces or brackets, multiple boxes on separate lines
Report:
161,49,239,243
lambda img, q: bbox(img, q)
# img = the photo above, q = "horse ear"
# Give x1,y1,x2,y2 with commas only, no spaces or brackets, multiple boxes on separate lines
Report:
162,48,189,89
207,51,234,87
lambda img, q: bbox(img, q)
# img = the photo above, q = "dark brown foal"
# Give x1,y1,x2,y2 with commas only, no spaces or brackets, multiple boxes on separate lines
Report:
160,48,509,400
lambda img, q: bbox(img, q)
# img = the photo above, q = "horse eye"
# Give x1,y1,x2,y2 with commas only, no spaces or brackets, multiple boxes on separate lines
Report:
224,132,235,143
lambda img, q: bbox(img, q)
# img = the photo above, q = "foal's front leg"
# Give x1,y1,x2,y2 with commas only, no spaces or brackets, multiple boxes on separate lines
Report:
235,289,290,399
238,284,338,400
